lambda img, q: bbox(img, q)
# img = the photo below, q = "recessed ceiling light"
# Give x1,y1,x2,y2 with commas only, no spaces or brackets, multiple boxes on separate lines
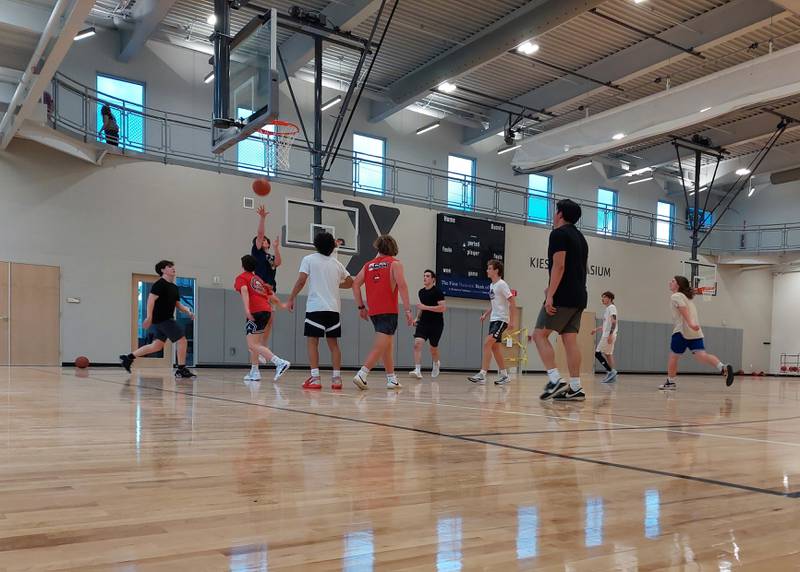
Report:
735,168,751,176
612,133,626,140
416,121,440,135
634,0,647,3
567,161,592,171
517,41,540,55
497,144,521,155
207,14,217,25
437,81,457,94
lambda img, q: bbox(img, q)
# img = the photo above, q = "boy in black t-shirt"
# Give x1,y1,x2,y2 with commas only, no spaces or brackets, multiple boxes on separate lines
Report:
409,269,447,379
250,205,282,365
120,260,195,378
532,199,589,402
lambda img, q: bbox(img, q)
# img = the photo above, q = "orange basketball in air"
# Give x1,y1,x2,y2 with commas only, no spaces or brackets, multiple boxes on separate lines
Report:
252,178,271,196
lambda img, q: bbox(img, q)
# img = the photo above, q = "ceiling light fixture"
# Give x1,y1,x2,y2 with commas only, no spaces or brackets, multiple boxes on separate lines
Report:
736,168,751,176
207,14,217,25
748,186,756,197
437,81,457,94
628,177,653,185
74,27,95,41
612,132,626,141
623,166,653,177
321,95,342,111
700,107,711,113
567,161,592,171
416,121,440,135
497,144,521,155
203,70,215,84
517,41,540,55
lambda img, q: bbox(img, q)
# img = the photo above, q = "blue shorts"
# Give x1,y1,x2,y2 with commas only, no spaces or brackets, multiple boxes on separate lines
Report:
670,333,705,354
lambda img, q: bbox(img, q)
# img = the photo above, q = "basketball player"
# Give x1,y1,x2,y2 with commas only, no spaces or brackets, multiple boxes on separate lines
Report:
659,276,734,390
250,205,282,357
467,259,516,386
286,232,353,390
119,260,195,378
409,269,446,379
591,291,618,383
533,199,589,401
351,235,413,390
235,254,291,382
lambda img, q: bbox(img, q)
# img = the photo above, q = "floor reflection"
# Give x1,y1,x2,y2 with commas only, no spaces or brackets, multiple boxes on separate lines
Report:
343,530,374,572
584,497,604,547
516,506,538,559
437,516,463,571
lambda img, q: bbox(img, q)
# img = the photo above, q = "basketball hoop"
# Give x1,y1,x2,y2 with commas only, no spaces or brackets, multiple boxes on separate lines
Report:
695,285,717,299
258,120,299,170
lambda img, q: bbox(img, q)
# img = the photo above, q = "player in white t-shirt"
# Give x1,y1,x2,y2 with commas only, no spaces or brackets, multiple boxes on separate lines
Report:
286,232,353,390
659,275,734,391
468,259,516,386
590,291,619,383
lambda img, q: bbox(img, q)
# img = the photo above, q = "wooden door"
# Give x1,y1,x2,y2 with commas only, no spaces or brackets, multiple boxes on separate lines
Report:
10,263,60,365
0,262,8,366
131,274,172,368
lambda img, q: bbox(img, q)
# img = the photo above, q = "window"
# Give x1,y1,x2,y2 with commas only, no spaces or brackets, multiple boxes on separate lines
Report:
527,174,552,224
686,207,713,230
448,154,476,211
96,74,144,151
656,201,674,245
597,188,617,235
236,107,276,175
352,133,385,194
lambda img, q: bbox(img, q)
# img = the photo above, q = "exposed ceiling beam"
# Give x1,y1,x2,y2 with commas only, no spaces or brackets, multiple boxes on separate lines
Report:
771,0,800,15
464,0,788,145
369,0,605,123
277,0,382,80
0,0,51,35
0,0,95,149
118,0,180,62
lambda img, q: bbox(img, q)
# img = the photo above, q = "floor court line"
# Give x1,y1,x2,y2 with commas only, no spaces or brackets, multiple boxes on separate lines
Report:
56,371,800,500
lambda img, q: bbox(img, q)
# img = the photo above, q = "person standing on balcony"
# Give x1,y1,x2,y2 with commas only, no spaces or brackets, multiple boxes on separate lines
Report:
100,104,119,146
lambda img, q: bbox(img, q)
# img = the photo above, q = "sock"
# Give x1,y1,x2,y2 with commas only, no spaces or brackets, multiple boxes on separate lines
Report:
177,364,185,369
414,364,421,372
433,360,440,366
311,368,320,378
479,369,487,376
569,378,582,391
668,377,677,384
547,368,561,384
332,369,341,378
595,351,611,372
358,366,369,378
250,364,259,373
500,369,508,377
270,355,282,366
128,353,135,360
716,362,724,372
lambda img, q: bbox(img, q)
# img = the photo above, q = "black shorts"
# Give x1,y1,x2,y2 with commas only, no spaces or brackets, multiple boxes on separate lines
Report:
488,320,508,342
370,313,398,335
304,311,341,338
414,321,444,347
246,311,271,335
150,319,185,343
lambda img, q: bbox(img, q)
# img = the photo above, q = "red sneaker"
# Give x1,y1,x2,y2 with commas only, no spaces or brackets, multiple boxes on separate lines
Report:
331,376,343,390
302,376,322,390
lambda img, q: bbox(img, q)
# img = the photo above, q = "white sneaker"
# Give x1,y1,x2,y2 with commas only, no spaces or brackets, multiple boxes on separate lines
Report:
273,359,290,380
244,371,261,381
467,372,486,385
386,378,402,390
601,370,618,383
258,354,267,365
409,369,422,379
353,372,368,390
431,362,440,378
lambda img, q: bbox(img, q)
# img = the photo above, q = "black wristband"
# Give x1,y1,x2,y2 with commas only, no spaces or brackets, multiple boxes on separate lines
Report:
358,305,366,310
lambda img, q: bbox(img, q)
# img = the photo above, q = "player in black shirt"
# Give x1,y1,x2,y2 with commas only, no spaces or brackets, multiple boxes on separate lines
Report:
250,205,282,367
533,199,589,401
120,260,195,378
409,270,447,379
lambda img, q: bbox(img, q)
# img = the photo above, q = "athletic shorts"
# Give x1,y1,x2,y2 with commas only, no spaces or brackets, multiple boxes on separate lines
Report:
487,320,508,342
596,337,615,355
304,311,341,338
370,313,398,335
246,311,271,335
150,319,184,343
535,306,583,334
670,332,705,354
414,321,444,347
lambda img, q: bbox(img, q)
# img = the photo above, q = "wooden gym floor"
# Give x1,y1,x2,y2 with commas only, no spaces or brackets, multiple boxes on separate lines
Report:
1,366,799,570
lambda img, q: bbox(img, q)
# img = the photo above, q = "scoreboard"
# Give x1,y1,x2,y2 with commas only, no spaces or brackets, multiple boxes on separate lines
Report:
435,213,506,299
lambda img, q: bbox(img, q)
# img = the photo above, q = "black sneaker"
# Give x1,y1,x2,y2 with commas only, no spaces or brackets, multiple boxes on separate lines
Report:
555,387,586,401
540,380,568,400
119,353,134,373
659,380,677,391
724,364,734,387
175,366,196,379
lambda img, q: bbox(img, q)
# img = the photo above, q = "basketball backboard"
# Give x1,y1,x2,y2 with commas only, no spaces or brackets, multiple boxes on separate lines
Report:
212,7,278,154
285,198,358,254
681,259,717,299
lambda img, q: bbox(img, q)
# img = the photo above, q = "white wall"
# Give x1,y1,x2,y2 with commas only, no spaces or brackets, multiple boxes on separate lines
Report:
770,271,800,372
0,140,773,370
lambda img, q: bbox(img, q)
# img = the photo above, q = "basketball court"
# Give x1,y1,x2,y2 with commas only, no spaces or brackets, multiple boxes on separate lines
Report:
2,0,800,569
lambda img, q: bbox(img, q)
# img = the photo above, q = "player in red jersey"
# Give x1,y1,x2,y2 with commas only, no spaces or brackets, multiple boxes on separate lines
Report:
351,235,413,390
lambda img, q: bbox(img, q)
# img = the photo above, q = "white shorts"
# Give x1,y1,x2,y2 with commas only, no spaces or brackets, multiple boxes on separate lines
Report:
596,338,615,355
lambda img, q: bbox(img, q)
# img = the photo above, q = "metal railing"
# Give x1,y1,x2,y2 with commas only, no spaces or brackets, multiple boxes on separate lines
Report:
46,72,800,254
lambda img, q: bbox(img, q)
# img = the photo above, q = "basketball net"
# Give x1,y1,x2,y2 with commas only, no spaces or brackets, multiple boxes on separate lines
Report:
259,120,299,170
